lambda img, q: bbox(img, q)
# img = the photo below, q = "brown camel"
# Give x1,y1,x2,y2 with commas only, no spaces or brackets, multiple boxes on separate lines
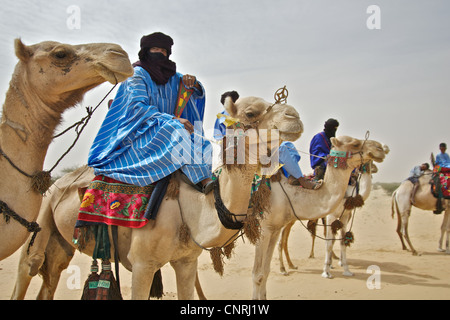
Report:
11,95,304,299
0,39,133,261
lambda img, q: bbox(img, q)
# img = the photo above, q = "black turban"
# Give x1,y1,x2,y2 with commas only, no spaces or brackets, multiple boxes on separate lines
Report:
134,32,176,85
324,118,339,138
139,32,174,57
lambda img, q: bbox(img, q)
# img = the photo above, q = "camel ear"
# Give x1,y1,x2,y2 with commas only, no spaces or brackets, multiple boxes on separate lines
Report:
15,39,33,62
330,137,340,147
224,96,238,117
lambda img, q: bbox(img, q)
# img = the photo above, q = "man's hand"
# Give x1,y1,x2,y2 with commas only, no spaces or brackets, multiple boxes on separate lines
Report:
182,74,200,89
174,117,194,134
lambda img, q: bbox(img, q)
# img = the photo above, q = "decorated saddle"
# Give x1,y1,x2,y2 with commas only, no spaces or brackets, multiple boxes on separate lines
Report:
431,165,450,200
77,175,157,229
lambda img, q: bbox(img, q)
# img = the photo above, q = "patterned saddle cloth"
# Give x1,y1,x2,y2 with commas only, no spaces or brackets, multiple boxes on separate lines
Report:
77,175,157,228
431,166,450,199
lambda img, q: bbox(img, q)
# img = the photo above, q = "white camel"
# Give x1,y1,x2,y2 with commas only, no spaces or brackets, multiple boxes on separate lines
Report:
11,95,304,300
252,136,389,300
0,39,133,261
391,171,450,255
277,162,379,278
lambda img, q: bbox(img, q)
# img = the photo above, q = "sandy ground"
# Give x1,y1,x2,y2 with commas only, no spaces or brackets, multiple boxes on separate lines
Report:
0,187,449,300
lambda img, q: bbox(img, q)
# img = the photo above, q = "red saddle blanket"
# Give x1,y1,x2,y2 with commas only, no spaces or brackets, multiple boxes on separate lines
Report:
431,166,450,199
77,175,155,228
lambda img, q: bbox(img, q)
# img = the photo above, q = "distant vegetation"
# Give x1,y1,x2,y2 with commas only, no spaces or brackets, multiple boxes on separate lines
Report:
373,182,401,196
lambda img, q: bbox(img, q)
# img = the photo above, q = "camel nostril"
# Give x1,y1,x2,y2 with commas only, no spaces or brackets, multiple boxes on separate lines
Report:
284,111,299,119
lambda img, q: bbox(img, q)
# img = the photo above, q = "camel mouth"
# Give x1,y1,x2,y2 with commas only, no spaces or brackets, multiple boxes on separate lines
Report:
95,61,134,84
369,153,385,163
279,130,302,142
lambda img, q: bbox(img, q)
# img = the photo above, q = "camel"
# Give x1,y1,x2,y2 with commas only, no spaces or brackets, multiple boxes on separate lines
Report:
11,95,304,300
0,39,133,261
391,171,450,255
277,162,379,278
252,136,389,299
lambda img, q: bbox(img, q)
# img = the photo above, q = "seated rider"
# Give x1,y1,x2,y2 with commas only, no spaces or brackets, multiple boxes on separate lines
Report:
309,118,339,180
214,91,321,190
436,143,450,168
406,163,429,205
87,32,214,194
278,141,323,189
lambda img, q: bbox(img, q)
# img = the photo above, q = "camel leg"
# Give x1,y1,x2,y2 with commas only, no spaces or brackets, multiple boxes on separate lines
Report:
170,257,198,300
194,271,207,300
400,211,419,256
321,216,336,279
11,198,56,300
338,212,354,277
252,228,281,300
307,220,318,259
438,210,450,254
395,207,409,251
278,221,296,275
36,231,75,299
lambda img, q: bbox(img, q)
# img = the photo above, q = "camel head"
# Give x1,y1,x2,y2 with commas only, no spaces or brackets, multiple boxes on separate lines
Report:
223,96,303,142
13,39,134,111
330,136,389,169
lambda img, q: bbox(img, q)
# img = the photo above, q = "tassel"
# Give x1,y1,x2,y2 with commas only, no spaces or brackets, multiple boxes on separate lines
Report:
210,247,224,276
331,220,343,235
343,231,355,247
31,170,52,195
149,269,164,299
165,175,179,199
95,260,122,300
250,180,271,214
344,195,365,210
243,211,261,245
178,222,190,245
81,260,100,300
223,241,235,259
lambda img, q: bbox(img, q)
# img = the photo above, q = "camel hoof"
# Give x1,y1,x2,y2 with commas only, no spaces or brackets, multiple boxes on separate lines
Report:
280,268,288,276
437,248,445,252
343,271,354,277
289,265,298,270
321,272,333,279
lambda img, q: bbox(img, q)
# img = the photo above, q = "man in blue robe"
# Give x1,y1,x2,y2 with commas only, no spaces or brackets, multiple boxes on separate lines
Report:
88,32,213,193
309,118,339,179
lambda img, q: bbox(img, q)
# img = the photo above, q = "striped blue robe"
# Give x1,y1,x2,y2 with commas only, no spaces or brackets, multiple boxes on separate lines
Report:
88,66,212,186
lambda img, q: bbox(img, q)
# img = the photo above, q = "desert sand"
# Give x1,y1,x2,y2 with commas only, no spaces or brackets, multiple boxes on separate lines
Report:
0,187,448,300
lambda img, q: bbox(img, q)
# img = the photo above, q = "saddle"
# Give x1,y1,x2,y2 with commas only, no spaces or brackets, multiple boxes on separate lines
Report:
430,165,450,214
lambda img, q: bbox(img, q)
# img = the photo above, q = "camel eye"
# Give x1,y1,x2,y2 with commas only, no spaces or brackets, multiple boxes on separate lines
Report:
54,51,67,59
246,112,255,118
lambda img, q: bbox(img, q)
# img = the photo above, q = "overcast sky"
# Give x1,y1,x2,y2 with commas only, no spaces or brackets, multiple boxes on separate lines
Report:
0,0,449,182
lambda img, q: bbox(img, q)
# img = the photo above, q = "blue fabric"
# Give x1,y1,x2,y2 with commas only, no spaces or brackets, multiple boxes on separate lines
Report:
88,66,212,186
279,142,304,178
436,152,450,168
310,131,331,169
